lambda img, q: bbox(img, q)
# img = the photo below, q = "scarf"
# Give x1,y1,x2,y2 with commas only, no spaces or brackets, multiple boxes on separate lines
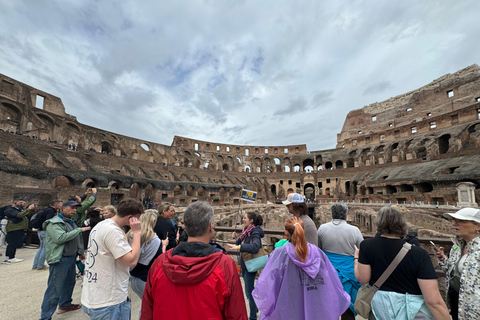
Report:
241,224,255,240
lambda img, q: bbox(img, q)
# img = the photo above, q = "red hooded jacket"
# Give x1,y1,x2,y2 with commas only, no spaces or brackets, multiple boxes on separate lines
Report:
141,242,247,320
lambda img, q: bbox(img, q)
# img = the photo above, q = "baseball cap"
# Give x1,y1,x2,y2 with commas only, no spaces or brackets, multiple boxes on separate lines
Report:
444,207,480,224
282,193,305,205
62,200,80,207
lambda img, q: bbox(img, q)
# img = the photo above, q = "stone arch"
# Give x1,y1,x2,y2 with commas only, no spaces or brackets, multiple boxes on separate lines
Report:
335,160,344,169
186,185,195,197
174,185,184,196
244,165,251,172
325,161,333,169
222,163,229,171
219,187,226,198
303,158,314,172
108,180,123,190
417,182,433,192
130,183,141,199
66,122,81,133
270,184,277,197
52,175,75,188
346,158,354,168
284,165,291,172
197,186,206,197
101,141,113,154
304,183,315,200
293,164,301,172
81,178,98,189
145,183,155,198
438,134,451,154
229,188,237,197
385,185,397,195
399,184,414,192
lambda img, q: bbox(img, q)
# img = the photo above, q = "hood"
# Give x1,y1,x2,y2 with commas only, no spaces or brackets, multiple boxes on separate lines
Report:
254,225,265,238
42,215,63,229
285,242,322,279
162,242,224,285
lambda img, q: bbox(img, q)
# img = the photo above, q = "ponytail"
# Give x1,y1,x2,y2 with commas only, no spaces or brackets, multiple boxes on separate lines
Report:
285,216,308,262
246,212,263,226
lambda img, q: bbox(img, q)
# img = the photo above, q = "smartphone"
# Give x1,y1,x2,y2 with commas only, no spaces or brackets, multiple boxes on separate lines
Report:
430,241,440,251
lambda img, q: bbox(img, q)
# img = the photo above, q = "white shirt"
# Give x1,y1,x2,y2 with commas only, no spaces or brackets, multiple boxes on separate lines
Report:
81,219,132,309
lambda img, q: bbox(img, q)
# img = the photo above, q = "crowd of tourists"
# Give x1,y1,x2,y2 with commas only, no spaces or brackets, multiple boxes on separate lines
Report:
1,190,479,320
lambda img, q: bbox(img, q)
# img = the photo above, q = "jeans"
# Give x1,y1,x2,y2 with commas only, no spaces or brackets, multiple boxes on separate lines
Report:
82,299,131,320
130,276,146,319
40,255,77,320
242,268,258,320
5,229,24,259
33,230,46,269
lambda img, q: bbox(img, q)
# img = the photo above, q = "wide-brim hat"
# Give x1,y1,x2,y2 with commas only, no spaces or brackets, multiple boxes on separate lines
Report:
444,207,480,224
282,193,305,205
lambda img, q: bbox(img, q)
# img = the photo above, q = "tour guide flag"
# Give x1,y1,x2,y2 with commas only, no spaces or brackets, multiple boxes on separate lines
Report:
241,189,257,203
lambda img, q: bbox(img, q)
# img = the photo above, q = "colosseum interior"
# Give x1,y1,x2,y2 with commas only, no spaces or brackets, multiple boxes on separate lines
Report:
2,64,480,246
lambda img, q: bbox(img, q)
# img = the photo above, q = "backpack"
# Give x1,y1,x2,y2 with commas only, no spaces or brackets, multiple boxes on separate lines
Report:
29,208,48,229
0,205,10,220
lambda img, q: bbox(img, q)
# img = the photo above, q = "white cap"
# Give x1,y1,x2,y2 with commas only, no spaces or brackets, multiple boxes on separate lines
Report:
282,193,305,205
444,208,480,224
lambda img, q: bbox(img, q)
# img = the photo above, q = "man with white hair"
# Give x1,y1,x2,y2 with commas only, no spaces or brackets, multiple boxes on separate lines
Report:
317,202,363,320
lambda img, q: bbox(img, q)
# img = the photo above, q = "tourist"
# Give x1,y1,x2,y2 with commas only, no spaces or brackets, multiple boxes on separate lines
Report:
82,198,143,319
71,187,97,226
39,200,90,318
252,216,350,319
283,193,318,245
101,204,117,219
3,199,36,264
317,202,363,320
153,203,177,250
354,206,450,319
141,201,247,319
435,207,480,320
32,200,62,270
127,210,165,306
227,212,264,320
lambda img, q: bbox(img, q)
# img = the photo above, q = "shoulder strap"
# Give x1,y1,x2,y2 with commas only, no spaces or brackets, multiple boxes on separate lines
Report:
372,242,412,291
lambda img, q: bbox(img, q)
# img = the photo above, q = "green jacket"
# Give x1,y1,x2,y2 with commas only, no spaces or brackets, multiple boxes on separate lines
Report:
5,207,35,232
72,193,97,226
43,215,84,265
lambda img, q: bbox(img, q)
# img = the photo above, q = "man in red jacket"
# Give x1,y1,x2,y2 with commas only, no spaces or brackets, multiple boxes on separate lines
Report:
141,201,247,320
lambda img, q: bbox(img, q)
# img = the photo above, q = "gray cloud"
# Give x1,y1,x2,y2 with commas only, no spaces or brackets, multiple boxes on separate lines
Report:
0,0,479,151
363,81,393,96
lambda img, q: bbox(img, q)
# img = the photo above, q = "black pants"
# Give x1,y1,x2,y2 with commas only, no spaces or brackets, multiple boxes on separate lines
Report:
5,230,24,259
448,286,459,320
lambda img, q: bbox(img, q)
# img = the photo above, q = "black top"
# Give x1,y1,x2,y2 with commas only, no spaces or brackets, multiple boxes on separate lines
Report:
154,215,177,250
359,236,437,295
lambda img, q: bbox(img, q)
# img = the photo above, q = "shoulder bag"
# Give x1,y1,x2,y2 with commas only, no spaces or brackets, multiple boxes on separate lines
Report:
354,242,412,318
241,237,269,272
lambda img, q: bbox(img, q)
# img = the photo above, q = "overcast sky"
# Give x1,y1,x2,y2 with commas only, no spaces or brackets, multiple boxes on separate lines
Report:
1,1,479,151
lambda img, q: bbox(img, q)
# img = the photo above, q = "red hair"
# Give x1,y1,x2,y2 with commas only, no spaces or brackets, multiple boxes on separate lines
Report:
285,216,309,262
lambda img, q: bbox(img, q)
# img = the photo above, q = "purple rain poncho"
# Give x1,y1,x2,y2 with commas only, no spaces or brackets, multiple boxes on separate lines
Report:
252,242,350,320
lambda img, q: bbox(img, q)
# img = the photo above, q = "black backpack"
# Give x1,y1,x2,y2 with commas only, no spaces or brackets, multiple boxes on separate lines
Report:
29,208,48,229
0,205,11,220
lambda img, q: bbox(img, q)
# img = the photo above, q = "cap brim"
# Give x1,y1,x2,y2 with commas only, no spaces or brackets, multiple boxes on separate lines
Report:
444,212,477,222
282,200,292,205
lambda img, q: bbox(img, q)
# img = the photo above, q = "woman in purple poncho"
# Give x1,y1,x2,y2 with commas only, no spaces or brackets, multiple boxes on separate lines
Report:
252,216,350,320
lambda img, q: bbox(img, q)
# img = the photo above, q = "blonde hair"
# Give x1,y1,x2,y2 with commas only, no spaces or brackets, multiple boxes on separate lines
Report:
102,205,117,218
127,209,157,246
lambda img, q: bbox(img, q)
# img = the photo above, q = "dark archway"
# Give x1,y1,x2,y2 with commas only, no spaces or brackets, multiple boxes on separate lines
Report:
438,134,450,154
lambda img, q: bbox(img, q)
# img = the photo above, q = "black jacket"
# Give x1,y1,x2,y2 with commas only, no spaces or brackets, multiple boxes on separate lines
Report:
154,216,177,250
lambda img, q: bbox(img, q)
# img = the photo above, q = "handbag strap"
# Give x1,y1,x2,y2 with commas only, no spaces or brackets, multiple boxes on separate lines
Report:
371,242,412,291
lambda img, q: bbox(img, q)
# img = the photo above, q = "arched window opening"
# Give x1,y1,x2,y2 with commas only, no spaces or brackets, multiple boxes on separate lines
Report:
325,161,333,170
293,164,300,172
140,143,150,151
438,134,450,154
284,165,291,172
304,165,314,172
335,160,344,169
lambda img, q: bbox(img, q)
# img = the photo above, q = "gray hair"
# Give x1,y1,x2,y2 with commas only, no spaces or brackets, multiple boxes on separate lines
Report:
375,206,408,237
331,203,348,220
184,201,214,237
